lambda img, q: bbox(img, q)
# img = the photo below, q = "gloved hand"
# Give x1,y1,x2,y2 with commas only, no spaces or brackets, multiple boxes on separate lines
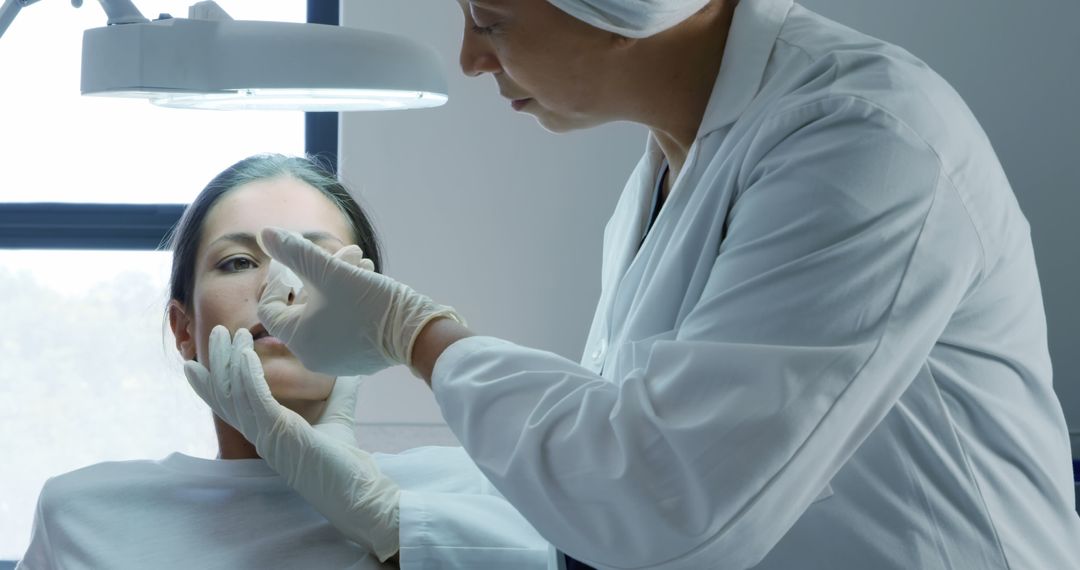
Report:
184,326,292,450
184,326,401,562
257,227,465,377
312,375,362,445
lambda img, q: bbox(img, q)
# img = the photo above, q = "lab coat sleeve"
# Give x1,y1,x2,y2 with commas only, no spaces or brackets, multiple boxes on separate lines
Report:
432,96,985,569
374,447,549,570
16,482,57,570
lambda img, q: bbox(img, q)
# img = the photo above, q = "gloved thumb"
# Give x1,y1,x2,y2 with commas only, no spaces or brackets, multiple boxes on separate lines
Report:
322,376,361,422
314,376,362,444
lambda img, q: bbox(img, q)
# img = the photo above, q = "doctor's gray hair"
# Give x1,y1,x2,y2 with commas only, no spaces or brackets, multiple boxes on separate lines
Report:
163,153,383,307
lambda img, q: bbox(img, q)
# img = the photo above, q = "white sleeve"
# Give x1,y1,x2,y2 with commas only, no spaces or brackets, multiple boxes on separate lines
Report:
432,97,984,569
16,483,56,570
373,447,548,570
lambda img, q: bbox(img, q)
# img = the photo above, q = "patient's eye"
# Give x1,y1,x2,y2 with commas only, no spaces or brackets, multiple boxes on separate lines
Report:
218,255,258,273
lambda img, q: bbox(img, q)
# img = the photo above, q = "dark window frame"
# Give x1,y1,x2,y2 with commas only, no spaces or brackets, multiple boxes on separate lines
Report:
0,0,339,251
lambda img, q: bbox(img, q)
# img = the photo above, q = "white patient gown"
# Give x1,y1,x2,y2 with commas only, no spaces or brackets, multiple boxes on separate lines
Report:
17,446,547,569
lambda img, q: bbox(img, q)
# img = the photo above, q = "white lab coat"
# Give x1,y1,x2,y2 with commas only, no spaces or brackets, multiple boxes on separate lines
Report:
380,447,549,569
432,0,1080,568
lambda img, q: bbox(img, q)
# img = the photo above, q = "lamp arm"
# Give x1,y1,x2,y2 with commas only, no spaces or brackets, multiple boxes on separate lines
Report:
95,0,146,25
0,0,34,40
2,0,146,42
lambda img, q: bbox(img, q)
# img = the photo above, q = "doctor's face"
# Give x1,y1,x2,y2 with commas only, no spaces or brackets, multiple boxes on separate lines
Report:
169,177,356,405
456,0,628,132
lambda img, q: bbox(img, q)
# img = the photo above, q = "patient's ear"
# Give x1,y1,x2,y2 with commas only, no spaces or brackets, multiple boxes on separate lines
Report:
167,300,197,361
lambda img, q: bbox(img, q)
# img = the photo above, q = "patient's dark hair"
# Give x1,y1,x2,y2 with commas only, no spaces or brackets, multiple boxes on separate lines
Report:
164,153,382,307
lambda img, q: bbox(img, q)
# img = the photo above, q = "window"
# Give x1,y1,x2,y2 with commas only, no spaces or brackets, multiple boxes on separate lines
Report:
0,1,335,560
0,1,309,205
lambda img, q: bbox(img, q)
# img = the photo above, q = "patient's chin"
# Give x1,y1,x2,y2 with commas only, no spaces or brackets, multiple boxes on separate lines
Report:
261,357,334,402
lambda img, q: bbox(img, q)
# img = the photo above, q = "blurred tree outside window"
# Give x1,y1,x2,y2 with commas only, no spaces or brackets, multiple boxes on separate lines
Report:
0,1,306,559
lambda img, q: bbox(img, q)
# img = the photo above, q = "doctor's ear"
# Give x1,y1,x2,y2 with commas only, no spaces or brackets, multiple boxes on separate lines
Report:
167,300,197,361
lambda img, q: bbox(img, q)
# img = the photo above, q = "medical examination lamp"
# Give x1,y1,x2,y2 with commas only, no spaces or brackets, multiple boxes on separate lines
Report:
0,0,449,111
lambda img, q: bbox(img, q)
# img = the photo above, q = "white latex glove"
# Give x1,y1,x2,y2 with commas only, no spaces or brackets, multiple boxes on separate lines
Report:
264,258,363,444
312,375,362,446
257,227,465,377
184,326,290,449
183,326,401,562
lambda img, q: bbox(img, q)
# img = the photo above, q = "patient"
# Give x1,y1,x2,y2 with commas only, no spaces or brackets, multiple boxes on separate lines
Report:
17,154,547,570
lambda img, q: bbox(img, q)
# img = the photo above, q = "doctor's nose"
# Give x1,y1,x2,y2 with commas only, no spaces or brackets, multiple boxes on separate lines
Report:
459,32,502,77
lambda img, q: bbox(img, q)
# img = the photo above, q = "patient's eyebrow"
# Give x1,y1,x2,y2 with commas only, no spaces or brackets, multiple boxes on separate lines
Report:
207,231,346,252
207,232,260,251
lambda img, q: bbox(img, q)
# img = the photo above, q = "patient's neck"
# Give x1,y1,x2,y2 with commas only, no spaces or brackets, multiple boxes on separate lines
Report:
212,399,328,460
214,416,259,459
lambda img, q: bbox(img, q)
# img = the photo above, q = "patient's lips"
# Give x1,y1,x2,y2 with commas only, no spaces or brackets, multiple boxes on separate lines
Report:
249,324,288,350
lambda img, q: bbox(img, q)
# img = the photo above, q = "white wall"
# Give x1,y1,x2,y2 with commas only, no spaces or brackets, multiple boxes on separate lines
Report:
341,1,1079,452
339,0,646,451
796,0,1080,451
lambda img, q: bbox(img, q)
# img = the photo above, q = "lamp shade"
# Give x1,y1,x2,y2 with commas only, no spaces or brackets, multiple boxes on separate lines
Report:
81,16,449,111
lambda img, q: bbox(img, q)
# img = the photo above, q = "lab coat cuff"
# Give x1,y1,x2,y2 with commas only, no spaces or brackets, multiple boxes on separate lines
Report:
431,336,513,396
397,489,548,570
396,489,432,570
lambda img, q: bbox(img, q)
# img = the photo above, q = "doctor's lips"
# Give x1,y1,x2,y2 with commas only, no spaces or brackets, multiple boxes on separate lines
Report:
501,91,532,111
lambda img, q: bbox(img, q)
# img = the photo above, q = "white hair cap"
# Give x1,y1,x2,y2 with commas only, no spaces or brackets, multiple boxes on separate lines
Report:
546,0,712,38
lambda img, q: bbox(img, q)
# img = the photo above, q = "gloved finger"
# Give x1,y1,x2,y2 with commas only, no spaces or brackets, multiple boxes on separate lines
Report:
231,328,256,405
233,327,254,353
263,227,380,298
333,245,376,272
214,332,265,440
314,376,362,444
260,227,340,287
322,376,361,423
209,325,234,396
238,348,277,408
182,360,214,408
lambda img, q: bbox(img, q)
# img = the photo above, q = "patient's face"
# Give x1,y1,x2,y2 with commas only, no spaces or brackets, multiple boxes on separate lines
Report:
177,176,356,403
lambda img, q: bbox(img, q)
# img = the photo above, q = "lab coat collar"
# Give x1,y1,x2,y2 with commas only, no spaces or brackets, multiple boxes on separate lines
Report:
696,0,794,138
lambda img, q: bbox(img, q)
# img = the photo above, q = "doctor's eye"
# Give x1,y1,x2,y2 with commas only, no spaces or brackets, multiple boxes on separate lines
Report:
217,256,259,273
468,3,502,35
471,23,501,36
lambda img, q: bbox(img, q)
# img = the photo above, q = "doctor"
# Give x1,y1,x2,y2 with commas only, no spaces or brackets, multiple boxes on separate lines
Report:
187,0,1080,568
